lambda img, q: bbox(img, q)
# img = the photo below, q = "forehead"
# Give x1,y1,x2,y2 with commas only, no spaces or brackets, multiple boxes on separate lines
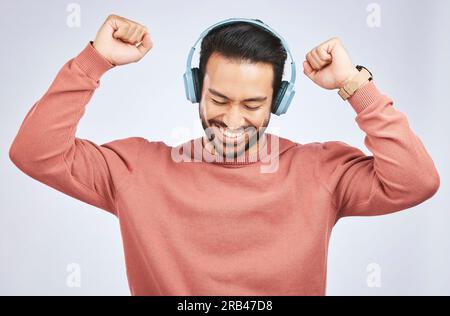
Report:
203,52,274,97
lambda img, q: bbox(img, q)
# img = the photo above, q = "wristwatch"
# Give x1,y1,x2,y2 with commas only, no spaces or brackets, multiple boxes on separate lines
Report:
338,65,373,100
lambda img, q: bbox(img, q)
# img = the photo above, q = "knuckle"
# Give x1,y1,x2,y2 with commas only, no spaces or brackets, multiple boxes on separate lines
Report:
123,22,131,30
129,24,138,32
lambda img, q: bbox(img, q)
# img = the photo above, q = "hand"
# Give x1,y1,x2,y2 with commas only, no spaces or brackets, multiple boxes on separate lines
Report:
303,37,359,90
92,14,153,66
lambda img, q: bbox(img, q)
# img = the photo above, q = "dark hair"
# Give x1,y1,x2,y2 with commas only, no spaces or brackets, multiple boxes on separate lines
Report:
198,21,288,105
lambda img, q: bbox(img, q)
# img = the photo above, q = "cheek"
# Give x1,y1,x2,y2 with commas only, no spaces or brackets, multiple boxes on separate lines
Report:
254,117,267,128
201,101,221,119
250,108,271,127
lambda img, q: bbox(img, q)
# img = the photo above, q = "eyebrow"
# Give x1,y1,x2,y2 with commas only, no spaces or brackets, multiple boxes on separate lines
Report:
208,88,267,102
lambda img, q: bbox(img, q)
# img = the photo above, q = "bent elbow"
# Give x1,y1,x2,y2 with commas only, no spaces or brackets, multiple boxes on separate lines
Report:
419,168,440,200
427,170,440,197
9,139,37,176
9,140,22,167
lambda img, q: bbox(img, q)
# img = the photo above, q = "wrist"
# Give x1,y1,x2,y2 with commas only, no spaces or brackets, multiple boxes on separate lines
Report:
92,41,116,66
74,42,115,81
339,67,360,89
337,65,373,101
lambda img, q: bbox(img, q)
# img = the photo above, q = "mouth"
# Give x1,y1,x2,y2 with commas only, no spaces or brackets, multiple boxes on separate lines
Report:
211,123,249,146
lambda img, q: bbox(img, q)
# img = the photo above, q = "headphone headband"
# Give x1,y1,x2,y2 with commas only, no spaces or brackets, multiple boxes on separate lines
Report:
183,17,297,115
185,17,296,85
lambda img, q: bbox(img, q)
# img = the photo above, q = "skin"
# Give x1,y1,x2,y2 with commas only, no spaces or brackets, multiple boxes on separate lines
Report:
92,15,363,159
93,14,153,65
198,52,273,160
302,37,360,90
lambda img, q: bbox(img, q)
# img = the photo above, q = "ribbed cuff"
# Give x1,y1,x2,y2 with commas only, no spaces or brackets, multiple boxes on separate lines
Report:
348,80,383,114
73,41,115,81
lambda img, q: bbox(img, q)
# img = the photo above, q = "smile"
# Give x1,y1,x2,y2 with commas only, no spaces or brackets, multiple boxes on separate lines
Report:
219,126,245,138
213,124,247,145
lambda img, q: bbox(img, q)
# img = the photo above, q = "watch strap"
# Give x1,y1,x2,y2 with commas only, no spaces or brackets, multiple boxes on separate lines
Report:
338,66,373,100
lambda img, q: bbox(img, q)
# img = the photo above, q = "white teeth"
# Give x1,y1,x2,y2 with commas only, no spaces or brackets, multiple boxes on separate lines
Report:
219,126,244,138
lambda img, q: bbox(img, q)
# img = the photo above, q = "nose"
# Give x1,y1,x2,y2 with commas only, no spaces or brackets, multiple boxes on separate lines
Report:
222,104,245,130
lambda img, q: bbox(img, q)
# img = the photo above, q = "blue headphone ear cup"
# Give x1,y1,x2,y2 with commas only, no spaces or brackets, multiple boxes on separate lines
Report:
183,68,197,103
192,68,201,103
272,81,289,114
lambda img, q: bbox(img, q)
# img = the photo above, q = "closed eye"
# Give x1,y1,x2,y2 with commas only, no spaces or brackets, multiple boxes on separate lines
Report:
212,99,227,105
212,98,262,110
244,105,262,111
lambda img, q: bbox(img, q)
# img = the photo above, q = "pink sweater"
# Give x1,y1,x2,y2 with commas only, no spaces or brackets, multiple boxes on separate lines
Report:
9,42,440,295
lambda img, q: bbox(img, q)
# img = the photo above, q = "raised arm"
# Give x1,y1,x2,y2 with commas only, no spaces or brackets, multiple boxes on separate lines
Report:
9,15,153,216
303,37,439,222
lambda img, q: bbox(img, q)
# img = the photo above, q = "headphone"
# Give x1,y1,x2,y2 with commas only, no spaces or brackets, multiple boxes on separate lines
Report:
183,18,297,116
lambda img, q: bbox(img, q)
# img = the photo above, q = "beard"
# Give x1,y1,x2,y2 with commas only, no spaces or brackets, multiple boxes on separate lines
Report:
199,104,271,160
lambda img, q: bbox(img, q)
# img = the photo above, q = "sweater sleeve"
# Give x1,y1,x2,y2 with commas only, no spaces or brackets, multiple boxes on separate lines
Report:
315,80,440,222
8,42,145,216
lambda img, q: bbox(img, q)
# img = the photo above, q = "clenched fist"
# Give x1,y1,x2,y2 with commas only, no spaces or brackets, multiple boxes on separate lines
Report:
303,37,359,90
93,14,153,66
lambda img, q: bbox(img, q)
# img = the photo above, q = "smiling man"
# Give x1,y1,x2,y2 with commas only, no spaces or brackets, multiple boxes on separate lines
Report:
195,22,280,162
198,51,273,160
9,15,440,296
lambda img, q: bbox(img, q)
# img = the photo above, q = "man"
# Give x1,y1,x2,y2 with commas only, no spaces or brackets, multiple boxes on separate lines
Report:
9,14,440,295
